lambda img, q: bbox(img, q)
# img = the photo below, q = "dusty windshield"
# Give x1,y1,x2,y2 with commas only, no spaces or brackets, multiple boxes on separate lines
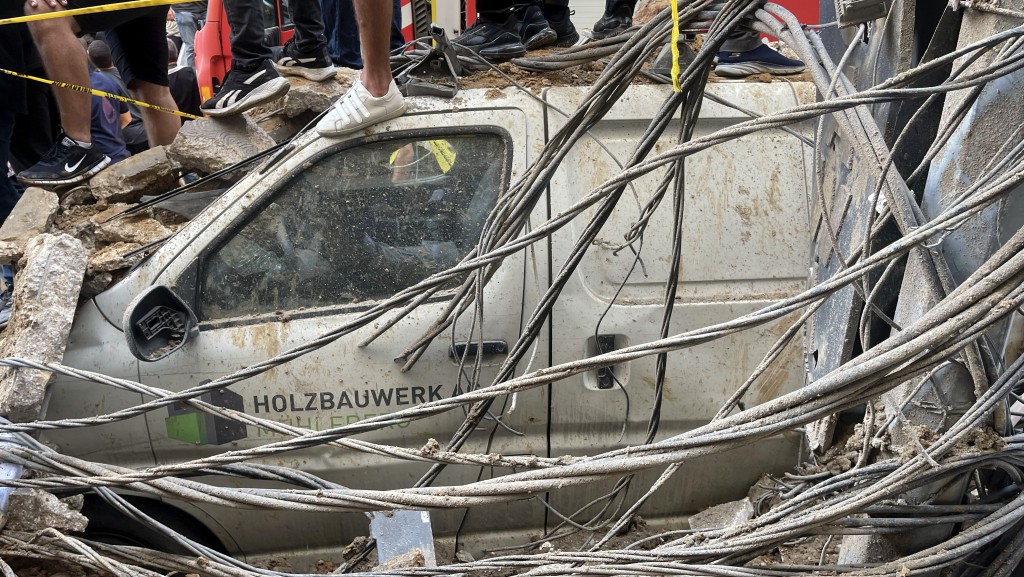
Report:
199,133,507,320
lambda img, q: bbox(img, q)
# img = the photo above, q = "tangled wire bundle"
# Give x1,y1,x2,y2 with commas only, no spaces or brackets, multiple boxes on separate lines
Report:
5,1,1024,575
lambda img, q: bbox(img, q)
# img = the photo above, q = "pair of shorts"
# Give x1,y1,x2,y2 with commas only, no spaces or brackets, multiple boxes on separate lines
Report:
67,0,168,87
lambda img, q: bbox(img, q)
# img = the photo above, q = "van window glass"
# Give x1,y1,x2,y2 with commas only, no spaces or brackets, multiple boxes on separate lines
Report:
198,133,507,320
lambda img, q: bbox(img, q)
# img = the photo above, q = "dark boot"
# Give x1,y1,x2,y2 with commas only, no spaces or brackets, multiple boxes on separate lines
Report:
541,4,579,47
454,13,527,60
516,4,556,50
592,2,633,40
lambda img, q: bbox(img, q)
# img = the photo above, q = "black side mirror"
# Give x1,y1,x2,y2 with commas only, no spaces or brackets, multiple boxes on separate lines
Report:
123,286,199,362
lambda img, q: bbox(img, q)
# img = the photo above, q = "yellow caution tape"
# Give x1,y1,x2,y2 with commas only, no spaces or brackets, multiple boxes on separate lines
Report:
670,0,682,91
0,0,197,26
0,67,201,120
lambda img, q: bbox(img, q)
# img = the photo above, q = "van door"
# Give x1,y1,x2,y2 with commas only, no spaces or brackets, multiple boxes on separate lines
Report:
137,103,550,559
543,84,813,530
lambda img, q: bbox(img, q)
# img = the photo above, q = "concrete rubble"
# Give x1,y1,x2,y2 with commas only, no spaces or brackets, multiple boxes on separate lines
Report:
687,497,755,531
0,233,88,422
0,187,59,265
168,114,276,174
2,490,87,533
282,75,350,118
88,146,177,205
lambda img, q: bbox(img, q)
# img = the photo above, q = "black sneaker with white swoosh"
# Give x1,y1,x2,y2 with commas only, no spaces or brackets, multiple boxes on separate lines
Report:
17,134,111,188
272,39,336,82
200,59,291,118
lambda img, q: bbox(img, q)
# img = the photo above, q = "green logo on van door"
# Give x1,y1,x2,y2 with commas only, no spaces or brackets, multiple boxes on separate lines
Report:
165,387,248,445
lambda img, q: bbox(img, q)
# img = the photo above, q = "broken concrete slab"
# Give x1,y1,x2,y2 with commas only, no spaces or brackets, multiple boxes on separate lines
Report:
688,498,755,531
89,146,177,205
87,241,143,274
282,75,348,118
0,233,88,422
0,188,59,265
80,271,114,300
168,115,276,175
2,489,88,532
92,204,176,246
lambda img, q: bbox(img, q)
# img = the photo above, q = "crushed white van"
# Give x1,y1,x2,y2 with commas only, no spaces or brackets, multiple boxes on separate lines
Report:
40,81,814,565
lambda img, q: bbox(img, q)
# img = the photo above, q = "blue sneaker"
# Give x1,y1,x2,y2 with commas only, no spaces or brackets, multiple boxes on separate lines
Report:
715,44,805,77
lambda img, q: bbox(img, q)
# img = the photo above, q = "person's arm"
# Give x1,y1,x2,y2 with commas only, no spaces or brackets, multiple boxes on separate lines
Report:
119,111,132,128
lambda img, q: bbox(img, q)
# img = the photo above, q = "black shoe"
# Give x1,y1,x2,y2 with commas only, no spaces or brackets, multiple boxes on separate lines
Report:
200,59,290,118
541,5,580,47
454,14,527,60
272,39,337,82
516,4,556,50
592,3,633,40
17,134,110,187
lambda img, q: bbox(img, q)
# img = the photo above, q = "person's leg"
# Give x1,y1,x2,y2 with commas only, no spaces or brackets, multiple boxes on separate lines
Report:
223,0,272,70
19,1,111,186
131,82,180,146
0,112,22,226
454,0,525,60
286,0,328,54
715,23,804,77
516,1,555,50
336,0,364,68
320,0,342,64
9,74,57,171
273,0,335,80
592,0,635,39
201,0,289,116
105,13,180,145
23,0,90,143
390,0,404,51
541,0,578,46
175,10,198,68
354,0,392,97
720,29,763,53
315,0,405,136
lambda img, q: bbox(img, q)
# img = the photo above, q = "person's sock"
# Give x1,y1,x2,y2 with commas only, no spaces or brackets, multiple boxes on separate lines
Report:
72,138,93,149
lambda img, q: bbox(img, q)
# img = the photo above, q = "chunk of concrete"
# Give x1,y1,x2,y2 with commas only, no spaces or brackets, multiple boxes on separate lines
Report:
89,146,177,204
92,204,175,246
2,489,88,532
168,115,276,175
87,241,143,274
81,271,114,300
688,498,755,531
282,76,347,118
0,187,59,264
0,233,88,422
633,0,668,26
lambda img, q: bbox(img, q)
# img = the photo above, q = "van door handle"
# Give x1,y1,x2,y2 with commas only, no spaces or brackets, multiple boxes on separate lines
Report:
449,340,508,359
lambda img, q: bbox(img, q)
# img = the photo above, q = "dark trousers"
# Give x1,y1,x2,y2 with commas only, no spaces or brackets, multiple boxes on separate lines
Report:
321,0,361,67
0,112,23,227
8,72,56,172
477,0,568,20
223,0,328,71
390,0,404,51
321,0,404,68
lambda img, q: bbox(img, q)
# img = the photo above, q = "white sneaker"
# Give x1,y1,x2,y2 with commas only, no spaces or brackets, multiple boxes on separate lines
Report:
316,78,407,137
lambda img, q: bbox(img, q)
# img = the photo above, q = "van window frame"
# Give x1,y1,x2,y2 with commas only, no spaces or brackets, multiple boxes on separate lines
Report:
188,126,513,330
